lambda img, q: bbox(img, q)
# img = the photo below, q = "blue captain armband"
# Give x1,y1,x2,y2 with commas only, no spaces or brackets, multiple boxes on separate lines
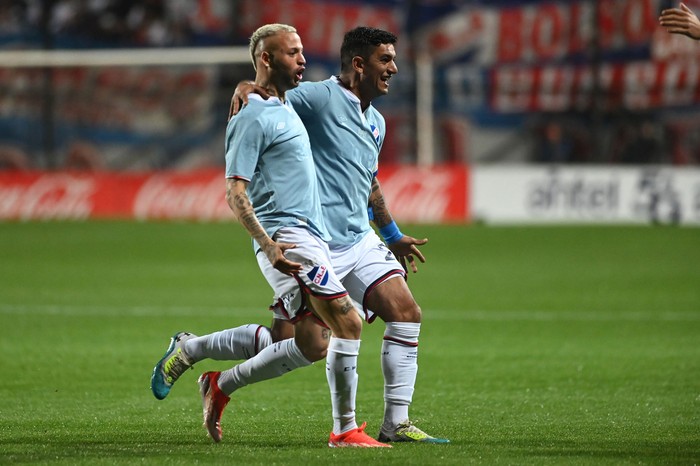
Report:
379,221,404,244
368,206,374,221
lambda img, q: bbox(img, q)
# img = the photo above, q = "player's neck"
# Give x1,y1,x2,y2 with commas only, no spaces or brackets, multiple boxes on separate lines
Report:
337,74,370,111
255,78,285,103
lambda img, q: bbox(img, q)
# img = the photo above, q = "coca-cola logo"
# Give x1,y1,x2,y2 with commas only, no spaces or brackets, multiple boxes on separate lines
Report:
379,167,464,222
0,174,95,220
132,174,232,221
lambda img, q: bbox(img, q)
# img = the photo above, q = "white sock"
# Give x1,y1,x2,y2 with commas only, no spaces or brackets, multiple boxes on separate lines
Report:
217,338,311,395
326,337,361,435
184,325,272,363
381,322,420,429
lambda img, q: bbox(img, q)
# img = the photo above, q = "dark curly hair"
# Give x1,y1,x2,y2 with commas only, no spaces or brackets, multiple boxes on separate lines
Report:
340,27,397,72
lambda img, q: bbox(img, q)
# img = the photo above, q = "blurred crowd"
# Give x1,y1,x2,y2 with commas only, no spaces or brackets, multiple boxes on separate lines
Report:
1,0,699,170
0,0,231,47
532,115,700,165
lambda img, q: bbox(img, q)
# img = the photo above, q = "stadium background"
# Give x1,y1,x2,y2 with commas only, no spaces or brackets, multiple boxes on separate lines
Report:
1,2,699,464
1,0,699,225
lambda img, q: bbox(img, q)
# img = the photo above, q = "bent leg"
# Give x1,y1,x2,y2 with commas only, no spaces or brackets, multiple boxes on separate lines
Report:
216,337,313,395
185,324,273,363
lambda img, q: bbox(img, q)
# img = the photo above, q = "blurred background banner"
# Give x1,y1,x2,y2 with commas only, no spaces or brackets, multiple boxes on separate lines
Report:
0,0,699,224
3,165,697,224
473,166,700,225
0,165,468,222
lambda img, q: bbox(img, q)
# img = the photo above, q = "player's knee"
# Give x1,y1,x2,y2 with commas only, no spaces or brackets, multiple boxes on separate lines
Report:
386,299,422,323
407,301,422,323
343,312,364,337
331,312,363,339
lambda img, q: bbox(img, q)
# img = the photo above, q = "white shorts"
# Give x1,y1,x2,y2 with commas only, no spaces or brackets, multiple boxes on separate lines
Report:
330,231,405,323
257,227,347,324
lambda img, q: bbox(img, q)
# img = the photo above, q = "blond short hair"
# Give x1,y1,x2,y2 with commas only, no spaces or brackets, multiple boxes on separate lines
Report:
249,24,297,71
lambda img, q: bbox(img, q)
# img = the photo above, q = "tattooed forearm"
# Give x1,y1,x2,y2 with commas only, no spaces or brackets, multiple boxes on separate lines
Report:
237,206,269,243
369,179,393,227
226,180,272,245
233,191,251,210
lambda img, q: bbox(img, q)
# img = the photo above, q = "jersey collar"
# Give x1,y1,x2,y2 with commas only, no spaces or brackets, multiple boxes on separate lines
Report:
249,94,281,104
331,75,362,105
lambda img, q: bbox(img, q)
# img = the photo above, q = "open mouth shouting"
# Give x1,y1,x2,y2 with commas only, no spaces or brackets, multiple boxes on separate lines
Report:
295,67,305,83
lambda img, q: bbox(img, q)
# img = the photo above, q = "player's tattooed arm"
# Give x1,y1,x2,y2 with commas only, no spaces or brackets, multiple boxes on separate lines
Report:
368,177,428,273
226,179,267,242
226,179,301,275
368,177,393,228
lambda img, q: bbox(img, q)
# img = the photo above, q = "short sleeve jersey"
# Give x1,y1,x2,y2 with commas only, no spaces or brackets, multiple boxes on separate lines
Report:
224,95,329,242
286,77,385,248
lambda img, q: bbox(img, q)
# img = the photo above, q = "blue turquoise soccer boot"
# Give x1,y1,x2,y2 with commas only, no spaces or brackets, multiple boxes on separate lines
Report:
150,331,196,400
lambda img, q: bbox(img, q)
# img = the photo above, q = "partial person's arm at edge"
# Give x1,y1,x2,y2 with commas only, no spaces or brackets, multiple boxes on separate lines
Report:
368,177,428,273
229,81,271,119
226,178,301,275
659,2,700,40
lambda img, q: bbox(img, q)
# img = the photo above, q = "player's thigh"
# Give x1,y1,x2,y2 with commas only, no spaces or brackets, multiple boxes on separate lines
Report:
256,253,305,320
257,227,346,322
339,232,412,322
276,227,347,301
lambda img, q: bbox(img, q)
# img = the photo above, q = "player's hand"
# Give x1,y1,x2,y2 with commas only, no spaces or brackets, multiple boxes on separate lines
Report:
229,81,271,119
387,235,428,273
264,242,302,276
659,3,700,40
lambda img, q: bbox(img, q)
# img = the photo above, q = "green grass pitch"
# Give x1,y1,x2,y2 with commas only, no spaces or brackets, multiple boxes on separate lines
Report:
1,221,698,465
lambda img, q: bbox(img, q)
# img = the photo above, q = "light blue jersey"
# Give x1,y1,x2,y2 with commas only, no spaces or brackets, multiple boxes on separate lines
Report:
287,77,384,248
225,94,329,243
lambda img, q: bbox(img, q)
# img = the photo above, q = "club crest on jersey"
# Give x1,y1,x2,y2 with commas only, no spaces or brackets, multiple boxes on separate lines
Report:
307,265,329,286
370,124,380,144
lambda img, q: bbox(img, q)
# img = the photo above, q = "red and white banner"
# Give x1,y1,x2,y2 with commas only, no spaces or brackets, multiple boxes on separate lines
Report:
0,170,230,221
0,166,470,223
490,59,700,113
237,0,402,59
4,166,700,225
379,165,468,223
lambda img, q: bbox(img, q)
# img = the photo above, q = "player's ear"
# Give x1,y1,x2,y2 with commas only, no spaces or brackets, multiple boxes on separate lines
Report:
261,51,272,69
352,56,365,74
